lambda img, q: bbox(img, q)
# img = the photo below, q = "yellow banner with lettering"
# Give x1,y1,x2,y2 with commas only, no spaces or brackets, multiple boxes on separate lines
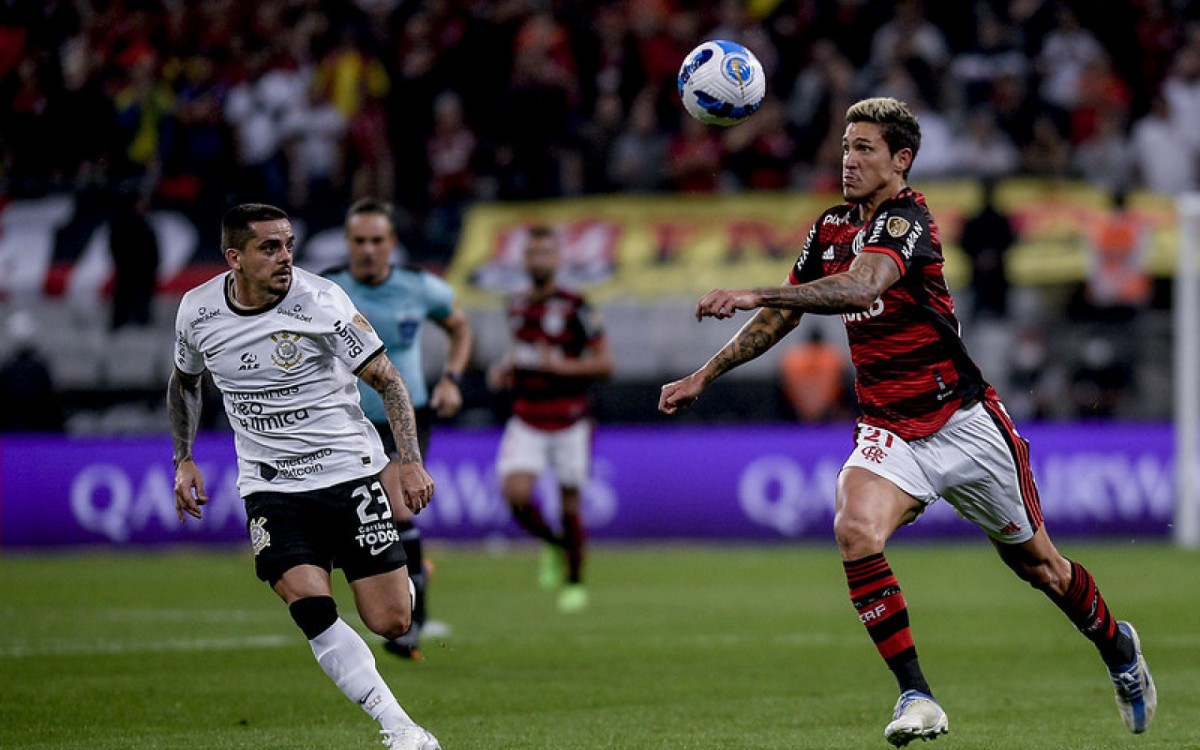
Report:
444,179,1178,308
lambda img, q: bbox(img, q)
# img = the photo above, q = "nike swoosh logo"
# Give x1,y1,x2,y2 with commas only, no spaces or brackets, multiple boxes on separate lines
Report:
369,542,394,556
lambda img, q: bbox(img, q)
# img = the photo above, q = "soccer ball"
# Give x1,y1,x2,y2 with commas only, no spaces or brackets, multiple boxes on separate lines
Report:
677,40,766,127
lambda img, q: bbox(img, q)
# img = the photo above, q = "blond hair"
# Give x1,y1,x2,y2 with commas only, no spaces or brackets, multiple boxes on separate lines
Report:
846,97,921,177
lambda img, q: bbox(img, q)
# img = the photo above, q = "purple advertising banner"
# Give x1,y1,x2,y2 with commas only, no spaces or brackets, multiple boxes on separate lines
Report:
0,423,1176,549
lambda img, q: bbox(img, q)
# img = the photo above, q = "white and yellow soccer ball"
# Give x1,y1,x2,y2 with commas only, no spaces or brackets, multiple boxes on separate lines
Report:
677,40,766,127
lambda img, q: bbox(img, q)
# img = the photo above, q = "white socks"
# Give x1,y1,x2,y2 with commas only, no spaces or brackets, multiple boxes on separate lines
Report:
308,618,414,731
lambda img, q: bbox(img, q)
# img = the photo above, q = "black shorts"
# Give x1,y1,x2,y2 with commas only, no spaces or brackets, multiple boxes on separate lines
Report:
244,474,408,586
373,406,433,459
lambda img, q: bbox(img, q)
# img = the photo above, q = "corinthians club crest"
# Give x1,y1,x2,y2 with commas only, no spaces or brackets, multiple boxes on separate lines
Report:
270,332,304,369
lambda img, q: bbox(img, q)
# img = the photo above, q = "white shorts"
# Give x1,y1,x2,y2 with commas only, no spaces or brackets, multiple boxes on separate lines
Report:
842,400,1043,544
496,417,593,488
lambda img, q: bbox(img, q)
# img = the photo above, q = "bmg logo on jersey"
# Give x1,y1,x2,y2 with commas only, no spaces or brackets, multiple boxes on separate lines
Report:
333,320,365,358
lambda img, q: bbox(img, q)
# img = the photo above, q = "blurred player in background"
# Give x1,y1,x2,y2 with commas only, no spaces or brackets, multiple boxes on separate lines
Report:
325,198,473,660
168,203,441,750
487,225,613,612
659,98,1155,747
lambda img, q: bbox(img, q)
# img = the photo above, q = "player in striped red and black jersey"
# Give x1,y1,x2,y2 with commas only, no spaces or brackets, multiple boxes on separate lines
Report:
660,98,1155,746
488,225,613,613
789,185,985,440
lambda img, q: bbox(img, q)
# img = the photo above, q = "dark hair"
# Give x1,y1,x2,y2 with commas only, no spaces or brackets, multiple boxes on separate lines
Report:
846,97,922,178
527,224,555,241
345,197,397,231
222,204,289,252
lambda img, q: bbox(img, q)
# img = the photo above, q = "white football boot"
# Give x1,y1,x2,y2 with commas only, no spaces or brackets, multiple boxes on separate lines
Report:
381,725,441,750
1108,621,1156,733
884,690,948,747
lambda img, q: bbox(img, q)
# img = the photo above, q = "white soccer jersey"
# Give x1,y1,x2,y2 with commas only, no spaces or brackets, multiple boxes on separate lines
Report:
174,267,390,495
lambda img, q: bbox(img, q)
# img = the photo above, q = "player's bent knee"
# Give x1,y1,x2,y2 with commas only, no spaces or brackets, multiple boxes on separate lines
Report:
289,595,338,640
362,605,412,640
833,513,887,558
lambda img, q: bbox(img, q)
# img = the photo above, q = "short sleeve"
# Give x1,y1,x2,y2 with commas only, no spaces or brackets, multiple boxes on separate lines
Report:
173,301,205,375
422,272,456,321
787,219,822,285
861,204,932,275
323,284,387,374
577,299,605,342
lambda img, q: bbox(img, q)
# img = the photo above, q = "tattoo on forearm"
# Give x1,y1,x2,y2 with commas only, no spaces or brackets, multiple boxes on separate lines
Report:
360,356,422,463
167,371,203,467
709,309,797,379
381,377,422,464
758,273,872,313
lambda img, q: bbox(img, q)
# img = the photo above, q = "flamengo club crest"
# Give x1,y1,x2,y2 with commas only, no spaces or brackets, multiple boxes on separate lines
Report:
270,332,304,369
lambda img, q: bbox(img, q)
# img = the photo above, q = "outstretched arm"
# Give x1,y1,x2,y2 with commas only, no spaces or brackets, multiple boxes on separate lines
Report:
167,366,208,521
358,353,435,513
695,252,901,319
658,306,802,414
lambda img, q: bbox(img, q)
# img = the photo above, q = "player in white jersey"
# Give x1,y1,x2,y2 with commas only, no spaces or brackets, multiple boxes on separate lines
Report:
168,204,441,750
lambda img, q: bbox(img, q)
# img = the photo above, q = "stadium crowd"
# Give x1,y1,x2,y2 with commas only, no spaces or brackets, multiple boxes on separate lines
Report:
3,0,1200,265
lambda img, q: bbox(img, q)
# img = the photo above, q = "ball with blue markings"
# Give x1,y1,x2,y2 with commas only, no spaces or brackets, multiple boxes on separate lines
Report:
677,40,766,127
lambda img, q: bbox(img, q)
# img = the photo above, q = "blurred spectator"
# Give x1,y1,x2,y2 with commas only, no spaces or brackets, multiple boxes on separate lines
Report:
1071,111,1134,193
111,53,173,193
900,94,956,181
108,191,160,330
785,39,856,167
1162,44,1200,171
989,71,1038,147
1070,334,1134,419
959,177,1015,320
948,11,1027,109
571,91,625,194
1007,325,1054,421
573,4,645,113
1131,91,1198,194
666,113,722,194
721,98,795,190
282,81,347,232
608,92,668,193
778,328,849,423
425,90,478,261
1081,188,1152,315
868,0,948,105
499,11,577,199
223,51,301,209
952,107,1020,179
1035,6,1105,120
314,29,393,201
1021,113,1072,177
1071,53,1130,144
158,55,231,216
1131,0,1183,101
0,311,65,432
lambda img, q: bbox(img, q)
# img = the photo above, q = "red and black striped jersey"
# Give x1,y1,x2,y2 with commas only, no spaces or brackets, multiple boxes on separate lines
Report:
788,187,987,440
505,286,606,431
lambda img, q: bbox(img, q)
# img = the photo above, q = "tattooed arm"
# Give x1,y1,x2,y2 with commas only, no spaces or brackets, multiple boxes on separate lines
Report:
167,367,208,521
358,353,435,513
659,253,900,415
694,252,901,320
658,306,802,415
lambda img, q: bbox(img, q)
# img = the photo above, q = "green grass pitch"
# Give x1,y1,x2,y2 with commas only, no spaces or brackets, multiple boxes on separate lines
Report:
1,541,1197,749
